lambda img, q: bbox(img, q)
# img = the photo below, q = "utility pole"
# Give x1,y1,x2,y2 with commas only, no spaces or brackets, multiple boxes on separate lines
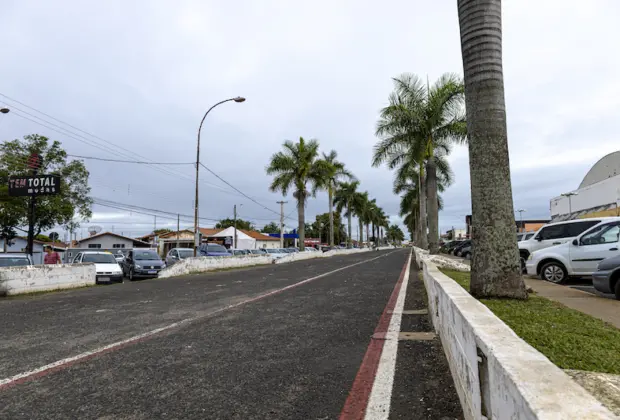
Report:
277,201,287,248
177,214,180,248
233,204,237,249
516,209,526,232
154,215,157,233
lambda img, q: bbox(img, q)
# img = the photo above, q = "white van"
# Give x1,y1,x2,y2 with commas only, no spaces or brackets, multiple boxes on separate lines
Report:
518,218,616,268
526,219,620,283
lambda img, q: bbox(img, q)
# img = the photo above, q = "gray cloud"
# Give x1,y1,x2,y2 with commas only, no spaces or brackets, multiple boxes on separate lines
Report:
1,0,618,240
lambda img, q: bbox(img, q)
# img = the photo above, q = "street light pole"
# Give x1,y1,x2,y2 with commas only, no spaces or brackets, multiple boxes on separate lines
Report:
516,209,526,233
193,97,245,256
560,192,578,220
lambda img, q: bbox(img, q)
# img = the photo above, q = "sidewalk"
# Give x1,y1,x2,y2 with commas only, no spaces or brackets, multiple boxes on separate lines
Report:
525,277,620,329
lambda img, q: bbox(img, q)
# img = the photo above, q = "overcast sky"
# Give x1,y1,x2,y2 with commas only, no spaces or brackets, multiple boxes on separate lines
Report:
1,0,619,241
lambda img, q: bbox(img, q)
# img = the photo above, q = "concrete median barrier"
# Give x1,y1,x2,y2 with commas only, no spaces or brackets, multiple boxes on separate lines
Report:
414,249,615,419
0,263,96,296
158,255,273,278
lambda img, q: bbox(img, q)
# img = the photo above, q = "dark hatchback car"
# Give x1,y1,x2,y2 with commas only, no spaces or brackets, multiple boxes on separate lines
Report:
198,243,230,257
122,249,165,280
592,254,620,300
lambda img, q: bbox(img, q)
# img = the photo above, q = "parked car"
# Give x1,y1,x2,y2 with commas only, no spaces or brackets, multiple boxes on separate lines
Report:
592,255,620,300
0,253,33,267
286,248,299,253
166,248,194,266
264,249,287,259
441,240,462,254
459,244,472,259
249,249,268,255
73,251,123,283
121,249,165,281
453,240,471,256
519,218,617,271
230,249,250,256
526,219,620,284
520,232,535,241
198,243,230,257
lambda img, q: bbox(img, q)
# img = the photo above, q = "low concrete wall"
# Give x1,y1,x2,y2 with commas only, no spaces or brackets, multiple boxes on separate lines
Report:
414,250,615,419
159,255,273,278
0,264,96,296
276,247,372,264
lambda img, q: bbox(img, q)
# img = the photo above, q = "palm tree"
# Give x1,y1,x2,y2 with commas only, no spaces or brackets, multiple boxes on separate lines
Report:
387,224,405,244
334,181,361,248
457,0,527,298
352,191,369,247
317,150,355,247
266,137,326,251
374,73,466,254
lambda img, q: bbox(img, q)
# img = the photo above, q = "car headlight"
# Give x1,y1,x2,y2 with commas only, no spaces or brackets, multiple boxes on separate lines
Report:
135,264,142,269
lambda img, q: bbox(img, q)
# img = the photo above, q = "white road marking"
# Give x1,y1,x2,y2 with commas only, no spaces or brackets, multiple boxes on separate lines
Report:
364,251,411,420
0,250,399,389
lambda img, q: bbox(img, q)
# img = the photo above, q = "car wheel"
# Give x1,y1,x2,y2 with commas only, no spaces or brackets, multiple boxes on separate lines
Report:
462,251,471,260
540,261,567,284
614,278,620,301
129,268,135,281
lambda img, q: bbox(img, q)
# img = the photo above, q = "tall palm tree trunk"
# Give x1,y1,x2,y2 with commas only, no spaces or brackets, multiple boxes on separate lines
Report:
359,218,364,246
426,160,440,254
328,184,334,246
366,224,370,247
458,0,526,299
418,170,429,249
297,198,306,251
347,207,353,248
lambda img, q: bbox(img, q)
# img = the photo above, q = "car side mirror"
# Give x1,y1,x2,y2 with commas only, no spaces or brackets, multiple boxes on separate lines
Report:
572,239,578,246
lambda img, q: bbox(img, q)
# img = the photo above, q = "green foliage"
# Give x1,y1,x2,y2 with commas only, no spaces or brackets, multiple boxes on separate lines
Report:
441,269,620,374
0,134,93,238
310,212,347,244
215,218,254,230
261,222,280,234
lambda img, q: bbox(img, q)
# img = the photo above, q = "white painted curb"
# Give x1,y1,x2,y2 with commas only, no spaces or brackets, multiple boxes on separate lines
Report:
414,249,615,419
0,264,97,296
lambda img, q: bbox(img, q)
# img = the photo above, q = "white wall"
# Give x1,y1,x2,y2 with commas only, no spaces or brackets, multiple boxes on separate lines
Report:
0,263,96,296
550,174,620,217
415,250,614,419
77,234,134,249
255,239,279,249
159,255,273,278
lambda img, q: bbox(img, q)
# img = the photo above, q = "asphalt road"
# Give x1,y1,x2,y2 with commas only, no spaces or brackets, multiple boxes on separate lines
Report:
0,249,461,419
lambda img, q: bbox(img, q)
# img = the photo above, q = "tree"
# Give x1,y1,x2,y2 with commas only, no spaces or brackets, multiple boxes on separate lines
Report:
266,137,326,251
0,134,92,239
334,181,362,248
457,0,527,299
317,150,355,246
387,224,405,243
374,73,466,254
215,218,254,230
352,191,369,246
262,222,280,234
312,212,347,245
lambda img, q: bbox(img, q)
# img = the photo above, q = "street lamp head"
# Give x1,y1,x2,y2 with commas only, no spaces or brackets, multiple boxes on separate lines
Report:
233,97,246,103
0,108,9,114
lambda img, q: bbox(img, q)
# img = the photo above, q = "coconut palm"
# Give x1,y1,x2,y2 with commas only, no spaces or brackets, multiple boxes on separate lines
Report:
317,150,355,247
374,73,466,254
266,137,326,251
387,224,405,243
334,181,361,248
457,0,527,298
352,191,369,247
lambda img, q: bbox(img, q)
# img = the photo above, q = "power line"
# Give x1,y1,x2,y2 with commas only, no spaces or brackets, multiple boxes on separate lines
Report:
67,155,194,165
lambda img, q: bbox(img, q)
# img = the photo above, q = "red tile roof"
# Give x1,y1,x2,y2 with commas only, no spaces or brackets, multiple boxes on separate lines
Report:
240,230,279,241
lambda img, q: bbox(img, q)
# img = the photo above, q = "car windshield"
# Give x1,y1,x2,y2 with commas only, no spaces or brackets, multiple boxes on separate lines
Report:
525,233,534,240
207,244,228,253
177,250,193,258
0,257,30,267
82,254,117,264
134,250,160,260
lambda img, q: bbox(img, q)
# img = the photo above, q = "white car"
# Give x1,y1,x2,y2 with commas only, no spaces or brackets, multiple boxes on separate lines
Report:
73,251,124,283
264,249,287,259
526,219,620,284
518,218,620,270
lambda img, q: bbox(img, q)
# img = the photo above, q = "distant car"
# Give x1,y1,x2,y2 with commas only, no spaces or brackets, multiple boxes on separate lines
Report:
286,248,299,253
230,249,249,256
264,249,287,259
166,248,194,266
198,243,231,257
459,244,472,259
121,249,165,281
0,253,33,267
249,249,268,255
73,251,123,283
592,254,620,300
453,240,471,256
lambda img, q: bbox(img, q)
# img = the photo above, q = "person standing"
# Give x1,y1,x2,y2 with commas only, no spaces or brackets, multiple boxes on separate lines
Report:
43,245,62,265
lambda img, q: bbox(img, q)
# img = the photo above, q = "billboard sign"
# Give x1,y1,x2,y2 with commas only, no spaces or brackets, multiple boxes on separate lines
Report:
8,175,61,197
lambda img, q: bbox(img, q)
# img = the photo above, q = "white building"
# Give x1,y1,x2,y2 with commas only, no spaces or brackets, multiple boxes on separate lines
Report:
550,151,620,221
3,238,66,265
209,227,280,249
